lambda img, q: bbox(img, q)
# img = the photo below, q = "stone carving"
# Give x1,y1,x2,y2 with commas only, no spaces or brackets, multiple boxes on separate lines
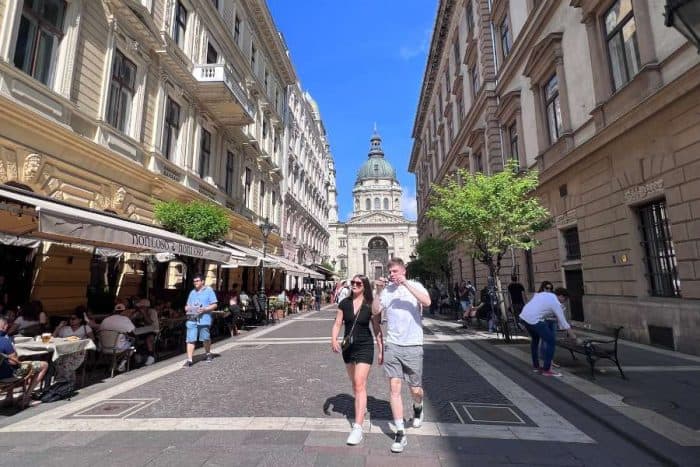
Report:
624,179,664,204
22,154,42,183
0,160,6,183
6,161,17,181
94,184,129,212
349,213,403,225
555,209,577,227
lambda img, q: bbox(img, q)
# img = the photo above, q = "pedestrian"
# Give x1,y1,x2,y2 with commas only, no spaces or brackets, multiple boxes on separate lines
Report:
331,274,383,446
183,273,218,367
373,258,431,453
507,276,527,318
519,287,576,377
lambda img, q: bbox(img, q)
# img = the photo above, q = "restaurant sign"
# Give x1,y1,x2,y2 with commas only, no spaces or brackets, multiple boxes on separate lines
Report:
130,233,206,257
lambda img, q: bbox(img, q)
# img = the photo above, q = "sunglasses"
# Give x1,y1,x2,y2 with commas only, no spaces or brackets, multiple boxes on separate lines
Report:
545,287,553,291
350,280,363,286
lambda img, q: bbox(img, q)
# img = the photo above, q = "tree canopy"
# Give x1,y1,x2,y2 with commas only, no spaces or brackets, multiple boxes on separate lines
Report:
153,199,230,243
413,236,455,281
426,162,550,276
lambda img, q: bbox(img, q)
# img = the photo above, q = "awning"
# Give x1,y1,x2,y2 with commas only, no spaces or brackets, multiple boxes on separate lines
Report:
220,241,279,268
0,186,234,264
272,255,324,279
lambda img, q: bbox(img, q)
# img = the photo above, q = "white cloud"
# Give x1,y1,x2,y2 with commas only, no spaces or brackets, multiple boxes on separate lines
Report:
401,189,417,221
398,29,431,60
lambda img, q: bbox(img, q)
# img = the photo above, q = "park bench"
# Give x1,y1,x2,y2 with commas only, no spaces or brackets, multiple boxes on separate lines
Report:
557,326,626,380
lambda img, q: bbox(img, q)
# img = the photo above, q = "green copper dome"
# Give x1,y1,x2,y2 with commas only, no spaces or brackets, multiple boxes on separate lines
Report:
355,130,397,183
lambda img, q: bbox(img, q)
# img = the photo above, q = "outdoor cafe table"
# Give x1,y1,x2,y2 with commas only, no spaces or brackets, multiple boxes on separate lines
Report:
14,336,96,361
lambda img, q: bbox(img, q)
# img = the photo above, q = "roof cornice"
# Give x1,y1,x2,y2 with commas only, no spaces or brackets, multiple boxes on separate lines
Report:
244,0,297,85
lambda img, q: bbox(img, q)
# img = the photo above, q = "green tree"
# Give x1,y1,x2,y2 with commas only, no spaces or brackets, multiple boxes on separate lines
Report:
413,237,455,283
153,199,231,298
426,162,551,336
154,199,230,242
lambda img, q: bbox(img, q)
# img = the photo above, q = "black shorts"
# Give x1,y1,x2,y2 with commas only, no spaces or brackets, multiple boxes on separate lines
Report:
342,342,374,365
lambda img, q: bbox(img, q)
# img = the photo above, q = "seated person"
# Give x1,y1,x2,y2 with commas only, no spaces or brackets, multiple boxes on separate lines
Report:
100,303,136,372
0,317,48,408
53,306,94,340
9,302,41,336
134,299,159,366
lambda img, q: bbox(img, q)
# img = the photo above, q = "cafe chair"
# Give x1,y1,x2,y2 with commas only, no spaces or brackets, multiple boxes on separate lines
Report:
97,330,134,378
0,353,31,407
18,324,42,338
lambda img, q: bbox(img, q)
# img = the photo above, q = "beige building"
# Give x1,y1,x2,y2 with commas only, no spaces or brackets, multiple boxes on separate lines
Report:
0,0,331,312
329,131,418,280
280,84,332,288
409,0,700,353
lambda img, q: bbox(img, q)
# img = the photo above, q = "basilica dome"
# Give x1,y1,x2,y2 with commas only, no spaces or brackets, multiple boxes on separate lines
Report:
355,130,397,183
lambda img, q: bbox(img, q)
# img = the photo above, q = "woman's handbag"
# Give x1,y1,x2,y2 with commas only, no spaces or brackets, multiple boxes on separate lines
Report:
341,307,362,351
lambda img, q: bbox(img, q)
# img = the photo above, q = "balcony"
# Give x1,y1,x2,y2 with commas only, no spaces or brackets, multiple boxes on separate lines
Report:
193,64,255,126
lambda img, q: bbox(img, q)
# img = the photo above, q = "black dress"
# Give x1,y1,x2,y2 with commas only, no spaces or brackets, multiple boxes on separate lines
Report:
339,297,374,365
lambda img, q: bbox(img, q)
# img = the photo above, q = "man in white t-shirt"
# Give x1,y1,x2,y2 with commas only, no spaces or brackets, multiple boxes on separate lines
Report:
373,258,431,454
100,304,136,352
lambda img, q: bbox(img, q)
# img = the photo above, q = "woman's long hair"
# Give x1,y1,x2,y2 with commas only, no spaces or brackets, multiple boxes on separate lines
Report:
351,275,374,306
538,281,554,292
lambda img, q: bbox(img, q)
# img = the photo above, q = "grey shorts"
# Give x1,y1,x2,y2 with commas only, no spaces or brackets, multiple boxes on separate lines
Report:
383,344,423,387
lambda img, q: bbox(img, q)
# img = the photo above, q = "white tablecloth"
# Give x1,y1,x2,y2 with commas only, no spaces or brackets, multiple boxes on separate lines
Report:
15,337,97,361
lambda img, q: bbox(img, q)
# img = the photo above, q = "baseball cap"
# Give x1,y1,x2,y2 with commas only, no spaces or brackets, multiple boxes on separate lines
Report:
114,303,126,312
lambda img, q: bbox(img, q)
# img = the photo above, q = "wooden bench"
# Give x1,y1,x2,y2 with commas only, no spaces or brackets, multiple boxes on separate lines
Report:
557,326,626,379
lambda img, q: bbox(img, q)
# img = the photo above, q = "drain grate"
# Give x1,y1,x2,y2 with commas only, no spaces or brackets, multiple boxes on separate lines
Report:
450,402,528,425
69,399,159,418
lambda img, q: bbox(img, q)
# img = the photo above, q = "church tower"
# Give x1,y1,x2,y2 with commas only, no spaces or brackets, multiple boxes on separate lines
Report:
327,156,339,223
351,129,403,218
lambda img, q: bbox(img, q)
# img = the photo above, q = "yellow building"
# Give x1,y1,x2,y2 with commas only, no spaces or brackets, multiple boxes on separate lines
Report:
0,0,324,314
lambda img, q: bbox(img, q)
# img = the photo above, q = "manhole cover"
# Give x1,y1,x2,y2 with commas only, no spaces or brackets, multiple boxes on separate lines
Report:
69,399,159,418
623,397,678,410
450,402,528,425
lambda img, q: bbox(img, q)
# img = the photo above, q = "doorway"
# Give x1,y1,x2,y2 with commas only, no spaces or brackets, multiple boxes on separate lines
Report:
564,268,584,321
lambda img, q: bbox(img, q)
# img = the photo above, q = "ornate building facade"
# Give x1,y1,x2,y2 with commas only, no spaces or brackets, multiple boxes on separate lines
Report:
280,84,332,288
0,0,332,311
329,131,418,280
409,0,700,353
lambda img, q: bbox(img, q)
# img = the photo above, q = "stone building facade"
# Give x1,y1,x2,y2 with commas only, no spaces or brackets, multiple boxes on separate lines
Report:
329,131,418,280
0,0,332,311
409,0,700,353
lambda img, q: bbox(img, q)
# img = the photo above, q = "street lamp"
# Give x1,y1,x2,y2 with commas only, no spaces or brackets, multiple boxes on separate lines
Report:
258,217,273,323
665,0,700,52
409,253,417,262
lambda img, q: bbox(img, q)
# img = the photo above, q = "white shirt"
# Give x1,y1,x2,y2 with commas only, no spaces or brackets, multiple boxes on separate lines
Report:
100,314,136,350
380,280,428,346
519,292,571,330
337,287,350,303
57,325,92,339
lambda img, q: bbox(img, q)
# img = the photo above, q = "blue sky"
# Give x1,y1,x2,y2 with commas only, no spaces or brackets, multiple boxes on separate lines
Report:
267,0,437,222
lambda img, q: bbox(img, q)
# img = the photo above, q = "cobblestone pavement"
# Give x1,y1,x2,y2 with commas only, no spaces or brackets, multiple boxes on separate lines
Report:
1,307,699,466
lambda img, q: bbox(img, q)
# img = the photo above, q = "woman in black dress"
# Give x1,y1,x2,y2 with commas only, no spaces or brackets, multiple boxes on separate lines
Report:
331,274,383,446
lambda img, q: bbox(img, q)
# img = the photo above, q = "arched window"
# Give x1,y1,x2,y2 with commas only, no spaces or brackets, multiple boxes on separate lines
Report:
374,198,380,210
383,198,389,210
365,198,371,210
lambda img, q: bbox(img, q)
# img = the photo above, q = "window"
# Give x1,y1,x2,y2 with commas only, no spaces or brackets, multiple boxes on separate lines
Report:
339,239,346,248
199,129,211,178
474,152,483,173
470,65,480,97
638,200,681,297
13,0,67,86
225,151,234,195
250,42,256,70
383,198,389,210
500,16,512,59
508,122,518,162
233,15,241,44
365,198,371,210
604,0,640,92
271,191,277,223
544,75,562,145
259,180,265,215
374,198,380,210
244,168,252,209
162,97,181,161
438,88,444,114
106,50,136,133
465,2,474,34
444,68,450,93
562,227,581,260
458,97,465,120
452,40,460,70
262,118,268,139
206,43,218,64
173,1,187,49
210,0,218,9
264,69,269,90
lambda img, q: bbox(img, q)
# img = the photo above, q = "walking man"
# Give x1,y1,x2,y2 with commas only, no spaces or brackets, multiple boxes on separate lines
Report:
373,258,431,453
184,273,218,367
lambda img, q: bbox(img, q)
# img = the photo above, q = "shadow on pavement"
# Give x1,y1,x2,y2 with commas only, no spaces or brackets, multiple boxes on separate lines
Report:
322,393,392,422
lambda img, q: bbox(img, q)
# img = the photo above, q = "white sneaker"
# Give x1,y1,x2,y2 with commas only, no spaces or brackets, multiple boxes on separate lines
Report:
412,404,424,428
346,423,363,445
144,356,155,366
390,430,407,453
116,359,127,372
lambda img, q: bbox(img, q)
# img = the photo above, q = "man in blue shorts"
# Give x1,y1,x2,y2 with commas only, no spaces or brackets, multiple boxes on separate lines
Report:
184,273,218,367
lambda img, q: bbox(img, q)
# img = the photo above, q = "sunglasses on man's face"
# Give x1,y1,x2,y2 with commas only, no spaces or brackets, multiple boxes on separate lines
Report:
350,280,363,287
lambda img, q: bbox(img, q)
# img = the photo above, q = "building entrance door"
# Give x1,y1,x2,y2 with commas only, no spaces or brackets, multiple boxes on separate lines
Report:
367,237,388,279
564,268,584,321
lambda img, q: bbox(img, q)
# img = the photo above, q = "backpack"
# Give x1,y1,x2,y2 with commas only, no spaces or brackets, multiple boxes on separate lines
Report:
40,380,76,403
